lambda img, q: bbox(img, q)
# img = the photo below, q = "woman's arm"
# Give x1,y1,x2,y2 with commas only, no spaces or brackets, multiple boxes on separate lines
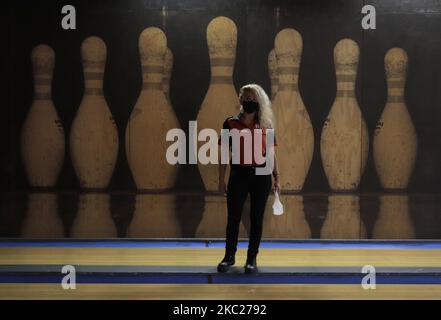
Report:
272,151,281,193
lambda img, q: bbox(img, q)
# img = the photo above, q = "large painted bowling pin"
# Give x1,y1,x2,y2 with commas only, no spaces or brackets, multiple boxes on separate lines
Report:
196,16,239,191
320,195,366,239
70,36,119,189
21,193,64,238
196,195,247,238
163,48,173,103
262,194,311,239
320,39,369,191
21,44,65,187
70,193,117,237
373,48,417,190
128,194,181,238
373,195,414,239
272,29,314,191
268,48,278,101
126,27,180,190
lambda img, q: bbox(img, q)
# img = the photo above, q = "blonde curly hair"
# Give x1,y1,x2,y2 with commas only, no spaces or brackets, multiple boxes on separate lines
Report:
239,83,274,129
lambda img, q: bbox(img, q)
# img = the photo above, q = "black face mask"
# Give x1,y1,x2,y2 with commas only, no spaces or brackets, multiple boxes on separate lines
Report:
242,100,259,114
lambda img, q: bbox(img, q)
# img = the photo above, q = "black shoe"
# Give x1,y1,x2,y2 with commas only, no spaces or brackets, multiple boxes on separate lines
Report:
244,255,258,274
217,254,235,273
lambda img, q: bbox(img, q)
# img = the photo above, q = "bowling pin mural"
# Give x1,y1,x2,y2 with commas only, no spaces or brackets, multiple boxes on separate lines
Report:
373,195,415,239
196,16,239,191
272,28,314,191
21,44,65,187
163,48,173,103
262,195,311,239
320,39,369,191
21,193,64,238
70,193,117,237
268,48,278,101
373,48,417,190
126,27,180,190
70,36,119,189
128,194,181,238
196,195,247,238
320,195,366,239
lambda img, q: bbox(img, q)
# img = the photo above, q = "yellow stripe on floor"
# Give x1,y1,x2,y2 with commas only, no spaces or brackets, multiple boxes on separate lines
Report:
1,283,441,300
1,247,441,267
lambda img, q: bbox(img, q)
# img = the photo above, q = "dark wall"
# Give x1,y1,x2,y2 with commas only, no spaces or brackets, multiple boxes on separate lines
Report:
4,0,441,192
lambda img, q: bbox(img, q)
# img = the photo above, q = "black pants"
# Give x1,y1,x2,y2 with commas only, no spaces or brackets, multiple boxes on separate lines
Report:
225,165,272,257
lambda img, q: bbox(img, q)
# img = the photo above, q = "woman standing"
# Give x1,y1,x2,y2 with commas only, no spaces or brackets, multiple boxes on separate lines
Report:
217,84,281,274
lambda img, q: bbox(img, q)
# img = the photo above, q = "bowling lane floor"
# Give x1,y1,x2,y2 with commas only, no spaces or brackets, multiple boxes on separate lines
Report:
3,283,441,300
1,240,441,299
1,192,441,299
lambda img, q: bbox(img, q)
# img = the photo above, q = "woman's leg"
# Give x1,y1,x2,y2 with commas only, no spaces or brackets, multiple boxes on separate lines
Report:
225,170,249,255
248,174,272,257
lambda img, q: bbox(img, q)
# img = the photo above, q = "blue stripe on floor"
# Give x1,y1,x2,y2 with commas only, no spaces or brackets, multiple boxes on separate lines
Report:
1,273,441,285
0,241,207,248
209,241,441,250
0,240,441,249
0,274,207,284
213,275,441,285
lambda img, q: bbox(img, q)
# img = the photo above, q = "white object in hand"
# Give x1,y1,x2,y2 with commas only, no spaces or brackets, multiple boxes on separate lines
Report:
272,190,284,216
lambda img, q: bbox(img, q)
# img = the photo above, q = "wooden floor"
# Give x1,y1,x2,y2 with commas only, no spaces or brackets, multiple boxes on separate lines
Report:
1,243,441,299
2,247,441,267
2,283,441,300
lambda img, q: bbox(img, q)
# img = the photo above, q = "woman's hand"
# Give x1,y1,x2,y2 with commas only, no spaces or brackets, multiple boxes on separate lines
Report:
274,177,281,194
219,180,227,195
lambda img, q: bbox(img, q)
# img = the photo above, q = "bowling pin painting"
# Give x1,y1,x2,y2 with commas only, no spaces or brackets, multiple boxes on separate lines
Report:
70,193,117,237
373,195,415,239
21,193,64,238
272,28,314,191
196,195,247,238
320,39,369,191
70,36,119,189
268,48,278,101
18,28,422,195
163,48,173,103
373,48,417,190
262,195,311,239
21,44,65,188
196,16,239,191
320,195,366,239
126,27,180,190
128,194,181,238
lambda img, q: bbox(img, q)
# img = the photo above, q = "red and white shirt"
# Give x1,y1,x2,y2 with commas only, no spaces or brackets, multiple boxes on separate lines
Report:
218,114,278,166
